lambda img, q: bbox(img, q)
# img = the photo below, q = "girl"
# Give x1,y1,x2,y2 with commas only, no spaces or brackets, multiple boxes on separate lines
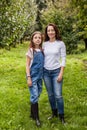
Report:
43,23,66,124
26,31,44,127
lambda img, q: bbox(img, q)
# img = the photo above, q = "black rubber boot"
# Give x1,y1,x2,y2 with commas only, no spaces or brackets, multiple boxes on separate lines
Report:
48,109,58,120
32,103,41,127
30,103,34,119
59,114,65,124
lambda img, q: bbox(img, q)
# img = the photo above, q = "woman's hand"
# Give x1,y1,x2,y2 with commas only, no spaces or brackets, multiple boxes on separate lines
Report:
27,77,32,87
57,72,63,82
57,67,65,82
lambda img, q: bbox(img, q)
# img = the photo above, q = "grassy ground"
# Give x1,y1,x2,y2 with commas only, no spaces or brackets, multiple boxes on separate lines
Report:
0,42,87,130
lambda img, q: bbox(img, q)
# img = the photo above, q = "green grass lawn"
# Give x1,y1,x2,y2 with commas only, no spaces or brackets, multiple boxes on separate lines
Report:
0,42,87,130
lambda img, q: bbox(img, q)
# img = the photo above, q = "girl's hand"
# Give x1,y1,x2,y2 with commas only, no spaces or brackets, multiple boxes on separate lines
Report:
27,77,32,87
57,73,63,82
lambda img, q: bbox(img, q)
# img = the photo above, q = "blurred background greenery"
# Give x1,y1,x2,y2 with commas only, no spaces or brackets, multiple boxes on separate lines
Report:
0,0,87,54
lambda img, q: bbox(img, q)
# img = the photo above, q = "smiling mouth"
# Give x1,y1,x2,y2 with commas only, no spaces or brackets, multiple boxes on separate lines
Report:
49,34,54,36
36,41,40,44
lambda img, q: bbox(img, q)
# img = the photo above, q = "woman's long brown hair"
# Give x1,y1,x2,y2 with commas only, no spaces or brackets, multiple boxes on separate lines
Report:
44,23,62,41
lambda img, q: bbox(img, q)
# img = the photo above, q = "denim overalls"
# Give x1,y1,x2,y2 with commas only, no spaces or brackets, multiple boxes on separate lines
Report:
29,50,44,103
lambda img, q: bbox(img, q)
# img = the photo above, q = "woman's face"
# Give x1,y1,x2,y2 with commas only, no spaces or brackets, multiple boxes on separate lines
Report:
47,25,56,40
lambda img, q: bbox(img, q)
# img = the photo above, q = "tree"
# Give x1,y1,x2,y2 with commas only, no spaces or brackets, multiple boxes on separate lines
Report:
34,0,47,31
0,0,37,48
41,1,78,53
70,0,87,49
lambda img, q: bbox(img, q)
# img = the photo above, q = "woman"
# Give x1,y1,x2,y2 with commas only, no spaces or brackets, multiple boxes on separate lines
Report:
43,23,66,124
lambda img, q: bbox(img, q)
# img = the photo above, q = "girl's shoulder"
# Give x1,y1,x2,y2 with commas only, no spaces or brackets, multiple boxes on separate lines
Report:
26,48,33,59
29,48,33,52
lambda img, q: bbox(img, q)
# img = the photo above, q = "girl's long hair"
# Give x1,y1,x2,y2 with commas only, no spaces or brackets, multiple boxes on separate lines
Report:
44,23,62,41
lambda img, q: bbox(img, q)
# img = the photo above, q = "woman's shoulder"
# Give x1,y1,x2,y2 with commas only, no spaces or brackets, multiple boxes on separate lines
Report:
56,40,65,46
42,41,49,48
43,41,49,44
56,40,64,43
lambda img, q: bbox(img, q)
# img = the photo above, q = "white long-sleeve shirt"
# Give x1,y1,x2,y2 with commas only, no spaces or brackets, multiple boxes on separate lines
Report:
42,40,66,70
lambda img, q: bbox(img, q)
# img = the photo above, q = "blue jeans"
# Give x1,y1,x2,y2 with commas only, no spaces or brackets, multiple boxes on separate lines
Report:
43,68,64,114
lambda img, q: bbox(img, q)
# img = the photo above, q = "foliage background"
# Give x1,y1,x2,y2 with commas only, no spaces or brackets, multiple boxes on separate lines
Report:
0,0,87,52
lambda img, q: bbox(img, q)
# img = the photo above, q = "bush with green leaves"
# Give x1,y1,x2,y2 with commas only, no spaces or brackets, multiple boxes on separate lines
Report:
70,0,87,49
0,0,37,48
41,6,78,54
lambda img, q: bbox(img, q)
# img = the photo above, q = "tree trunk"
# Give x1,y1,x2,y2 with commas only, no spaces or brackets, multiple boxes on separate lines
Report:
84,38,87,50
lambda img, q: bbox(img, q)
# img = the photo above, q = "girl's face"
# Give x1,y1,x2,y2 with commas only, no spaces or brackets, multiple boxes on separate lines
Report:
47,25,56,40
33,33,42,47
